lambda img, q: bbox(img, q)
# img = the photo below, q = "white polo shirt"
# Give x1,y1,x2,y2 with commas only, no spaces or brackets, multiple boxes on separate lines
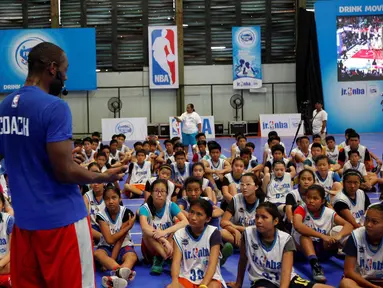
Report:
312,109,328,134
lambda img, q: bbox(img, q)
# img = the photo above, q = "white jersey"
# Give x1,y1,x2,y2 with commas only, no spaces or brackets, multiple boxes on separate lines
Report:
288,188,304,206
164,151,175,163
207,159,226,181
141,200,175,230
234,146,241,158
267,173,292,204
224,173,242,194
0,213,11,258
232,194,259,227
83,149,96,164
290,147,300,156
326,146,339,163
97,206,133,248
244,227,297,286
118,144,130,153
202,178,210,190
147,177,174,202
174,225,227,287
315,171,337,191
352,227,383,279
343,161,367,176
171,162,192,185
129,161,152,184
331,190,366,225
109,151,119,162
343,145,368,163
293,205,336,242
84,190,106,227
245,155,258,171
195,152,208,162
295,149,311,174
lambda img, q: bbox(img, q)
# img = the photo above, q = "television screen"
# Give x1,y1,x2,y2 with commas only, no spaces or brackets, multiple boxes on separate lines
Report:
337,15,383,81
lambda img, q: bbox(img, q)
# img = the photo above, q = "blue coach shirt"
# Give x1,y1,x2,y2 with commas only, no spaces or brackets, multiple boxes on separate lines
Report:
0,86,87,230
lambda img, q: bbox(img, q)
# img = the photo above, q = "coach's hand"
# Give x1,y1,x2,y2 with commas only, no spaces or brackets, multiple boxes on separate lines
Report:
101,166,127,183
72,146,85,164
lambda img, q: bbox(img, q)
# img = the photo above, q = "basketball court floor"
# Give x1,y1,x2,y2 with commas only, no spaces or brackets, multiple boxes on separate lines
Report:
95,133,383,287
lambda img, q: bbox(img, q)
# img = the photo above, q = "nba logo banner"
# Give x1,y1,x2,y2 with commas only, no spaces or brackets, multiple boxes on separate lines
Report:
232,26,262,90
148,26,179,89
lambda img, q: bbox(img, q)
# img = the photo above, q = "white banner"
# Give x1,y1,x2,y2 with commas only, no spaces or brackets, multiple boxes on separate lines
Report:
260,114,304,137
148,26,179,89
102,118,148,141
169,116,215,139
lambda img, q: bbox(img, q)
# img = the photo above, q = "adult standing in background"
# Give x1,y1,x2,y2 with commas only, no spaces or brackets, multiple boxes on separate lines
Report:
0,42,126,288
311,100,327,145
174,103,202,156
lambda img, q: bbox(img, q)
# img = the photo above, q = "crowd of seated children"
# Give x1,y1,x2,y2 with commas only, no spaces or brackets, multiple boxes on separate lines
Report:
6,126,378,288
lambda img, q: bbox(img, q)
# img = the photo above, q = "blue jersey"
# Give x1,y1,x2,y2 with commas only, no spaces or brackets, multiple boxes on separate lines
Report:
0,86,87,230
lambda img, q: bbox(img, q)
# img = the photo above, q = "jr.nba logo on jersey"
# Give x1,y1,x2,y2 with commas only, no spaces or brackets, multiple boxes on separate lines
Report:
148,26,179,89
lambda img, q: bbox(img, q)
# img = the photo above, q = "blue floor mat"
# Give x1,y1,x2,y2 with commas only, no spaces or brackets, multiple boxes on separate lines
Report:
95,252,344,287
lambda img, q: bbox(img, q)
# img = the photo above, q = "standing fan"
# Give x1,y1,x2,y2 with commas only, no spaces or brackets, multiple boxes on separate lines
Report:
107,97,123,118
230,94,244,121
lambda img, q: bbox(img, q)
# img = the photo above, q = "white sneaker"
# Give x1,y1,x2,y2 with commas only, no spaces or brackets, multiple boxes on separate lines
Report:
113,267,136,282
128,270,136,281
102,276,128,288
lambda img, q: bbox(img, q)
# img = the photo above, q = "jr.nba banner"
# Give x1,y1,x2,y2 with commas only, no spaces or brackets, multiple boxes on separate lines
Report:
232,26,262,89
148,26,179,89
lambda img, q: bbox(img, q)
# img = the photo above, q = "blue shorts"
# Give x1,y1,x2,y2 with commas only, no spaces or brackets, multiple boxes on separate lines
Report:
97,245,136,264
209,217,220,229
182,132,197,146
92,224,101,232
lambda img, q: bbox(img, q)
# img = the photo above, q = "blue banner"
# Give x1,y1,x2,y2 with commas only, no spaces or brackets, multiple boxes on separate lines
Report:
0,28,96,93
232,26,262,89
316,0,383,133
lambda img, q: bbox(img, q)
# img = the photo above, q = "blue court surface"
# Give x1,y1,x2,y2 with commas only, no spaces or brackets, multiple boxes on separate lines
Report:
96,134,383,287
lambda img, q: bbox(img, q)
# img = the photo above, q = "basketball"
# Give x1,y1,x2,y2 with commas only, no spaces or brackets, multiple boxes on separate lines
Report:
167,54,176,62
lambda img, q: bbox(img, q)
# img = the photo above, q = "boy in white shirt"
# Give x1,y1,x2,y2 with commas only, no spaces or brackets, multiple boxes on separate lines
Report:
124,150,152,198
325,135,339,163
263,131,286,151
343,150,373,191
